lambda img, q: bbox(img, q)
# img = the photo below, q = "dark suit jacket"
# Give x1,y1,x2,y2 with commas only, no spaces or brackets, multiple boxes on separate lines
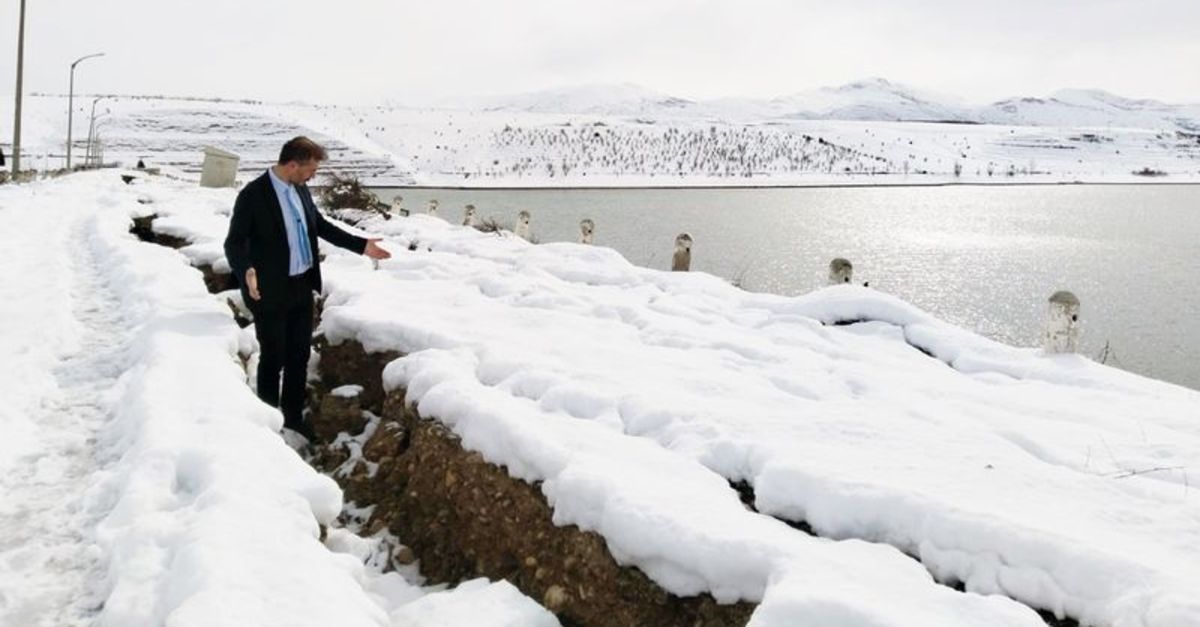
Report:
223,171,366,311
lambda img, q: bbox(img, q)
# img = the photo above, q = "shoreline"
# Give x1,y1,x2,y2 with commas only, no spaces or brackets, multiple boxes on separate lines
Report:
357,179,1200,192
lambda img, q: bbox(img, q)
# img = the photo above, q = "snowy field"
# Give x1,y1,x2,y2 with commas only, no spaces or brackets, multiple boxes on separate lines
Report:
316,211,1200,627
2,80,1199,188
0,172,557,627
5,170,1193,625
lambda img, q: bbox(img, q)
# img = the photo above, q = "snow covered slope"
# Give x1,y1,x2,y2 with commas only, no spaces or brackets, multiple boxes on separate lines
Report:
980,89,1198,129
0,95,414,185
3,79,1199,187
133,171,1200,627
447,83,697,116
336,215,1200,627
695,78,975,123
0,172,558,627
468,79,1199,130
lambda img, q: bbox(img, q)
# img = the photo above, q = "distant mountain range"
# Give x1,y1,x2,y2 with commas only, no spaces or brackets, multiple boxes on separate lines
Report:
447,79,1200,131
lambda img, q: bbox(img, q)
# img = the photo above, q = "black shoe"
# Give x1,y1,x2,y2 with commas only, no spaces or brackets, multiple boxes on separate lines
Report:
283,419,317,442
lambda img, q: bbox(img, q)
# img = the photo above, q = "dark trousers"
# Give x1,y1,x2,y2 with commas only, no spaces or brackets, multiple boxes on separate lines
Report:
253,276,314,428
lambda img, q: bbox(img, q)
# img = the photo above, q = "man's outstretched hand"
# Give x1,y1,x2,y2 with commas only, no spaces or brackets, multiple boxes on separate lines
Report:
245,242,387,298
245,268,261,301
364,238,391,260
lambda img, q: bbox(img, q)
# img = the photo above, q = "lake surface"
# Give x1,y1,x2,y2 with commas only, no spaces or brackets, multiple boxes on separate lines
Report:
370,185,1200,391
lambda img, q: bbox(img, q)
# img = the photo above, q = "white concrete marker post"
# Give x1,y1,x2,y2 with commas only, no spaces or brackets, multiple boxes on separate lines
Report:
579,219,595,245
1045,290,1081,354
829,258,853,285
515,210,532,240
672,233,693,272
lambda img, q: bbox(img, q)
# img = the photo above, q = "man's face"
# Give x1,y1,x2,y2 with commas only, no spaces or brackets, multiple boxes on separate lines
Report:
285,159,320,184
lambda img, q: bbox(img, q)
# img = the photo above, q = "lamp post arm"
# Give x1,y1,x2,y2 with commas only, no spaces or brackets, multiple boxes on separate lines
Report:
66,53,105,170
71,52,105,71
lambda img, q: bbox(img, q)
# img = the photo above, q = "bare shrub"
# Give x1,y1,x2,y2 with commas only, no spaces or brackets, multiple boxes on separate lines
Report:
475,217,507,233
319,172,382,211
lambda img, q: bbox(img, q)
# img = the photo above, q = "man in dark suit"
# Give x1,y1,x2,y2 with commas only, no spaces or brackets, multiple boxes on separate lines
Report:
224,136,390,440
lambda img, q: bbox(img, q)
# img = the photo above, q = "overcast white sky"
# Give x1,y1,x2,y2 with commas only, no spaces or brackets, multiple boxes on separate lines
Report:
1,0,1197,106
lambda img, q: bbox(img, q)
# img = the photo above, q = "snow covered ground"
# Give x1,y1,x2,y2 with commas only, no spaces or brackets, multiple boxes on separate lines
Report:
321,216,1200,627
66,169,1200,626
2,78,1198,187
0,172,558,626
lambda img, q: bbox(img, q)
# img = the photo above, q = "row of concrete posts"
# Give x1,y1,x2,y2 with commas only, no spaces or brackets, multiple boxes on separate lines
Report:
198,152,1085,359
391,197,1087,358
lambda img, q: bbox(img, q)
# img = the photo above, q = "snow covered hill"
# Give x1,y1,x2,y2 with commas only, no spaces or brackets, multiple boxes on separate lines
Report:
2,79,1199,186
979,89,1200,129
0,95,415,186
467,79,1200,130
692,78,975,123
445,83,697,116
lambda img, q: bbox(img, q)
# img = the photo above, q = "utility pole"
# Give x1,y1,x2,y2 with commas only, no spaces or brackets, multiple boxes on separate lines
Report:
12,0,27,174
66,52,105,170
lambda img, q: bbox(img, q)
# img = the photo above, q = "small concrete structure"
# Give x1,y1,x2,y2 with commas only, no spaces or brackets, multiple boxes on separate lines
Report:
199,146,239,188
671,233,693,271
578,218,595,244
1045,290,1081,354
828,258,853,285
514,210,532,240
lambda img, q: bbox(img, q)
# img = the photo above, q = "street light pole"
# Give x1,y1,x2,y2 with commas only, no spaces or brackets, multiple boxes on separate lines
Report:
85,97,104,168
86,112,109,168
12,0,28,174
66,52,105,170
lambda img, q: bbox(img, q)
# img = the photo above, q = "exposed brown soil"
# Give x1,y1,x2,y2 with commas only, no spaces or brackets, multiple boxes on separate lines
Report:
314,336,401,414
311,338,757,627
129,215,160,243
199,266,236,294
132,215,190,249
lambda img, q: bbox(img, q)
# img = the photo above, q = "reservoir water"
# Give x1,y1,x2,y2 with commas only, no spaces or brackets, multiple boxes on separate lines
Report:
369,185,1200,391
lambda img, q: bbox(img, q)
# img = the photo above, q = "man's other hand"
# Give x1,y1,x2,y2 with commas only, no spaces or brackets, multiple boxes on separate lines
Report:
364,239,392,260
246,268,261,301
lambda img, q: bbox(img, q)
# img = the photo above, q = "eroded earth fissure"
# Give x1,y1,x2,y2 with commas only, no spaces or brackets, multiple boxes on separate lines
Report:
134,214,1083,627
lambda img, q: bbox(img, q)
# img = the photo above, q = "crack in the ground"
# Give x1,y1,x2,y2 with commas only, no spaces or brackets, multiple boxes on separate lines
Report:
828,318,940,359
133,218,1086,627
726,477,1081,627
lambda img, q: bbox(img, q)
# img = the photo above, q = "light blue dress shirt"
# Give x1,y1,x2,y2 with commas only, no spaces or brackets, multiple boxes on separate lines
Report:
266,167,313,276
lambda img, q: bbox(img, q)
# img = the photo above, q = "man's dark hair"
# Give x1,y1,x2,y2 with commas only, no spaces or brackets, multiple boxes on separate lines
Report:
278,136,328,164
